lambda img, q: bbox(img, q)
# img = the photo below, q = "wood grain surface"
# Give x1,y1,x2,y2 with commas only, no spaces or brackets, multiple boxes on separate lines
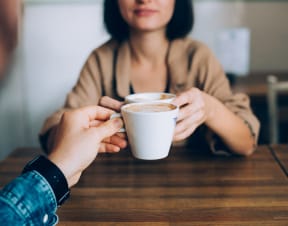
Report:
1,145,288,225
270,144,288,177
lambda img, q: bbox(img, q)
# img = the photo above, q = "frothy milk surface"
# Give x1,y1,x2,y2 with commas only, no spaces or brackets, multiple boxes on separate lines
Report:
125,103,175,113
126,93,175,103
133,94,171,101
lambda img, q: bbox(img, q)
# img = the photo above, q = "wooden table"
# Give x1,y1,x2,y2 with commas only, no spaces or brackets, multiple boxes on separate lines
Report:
1,145,288,225
232,72,288,144
270,144,288,177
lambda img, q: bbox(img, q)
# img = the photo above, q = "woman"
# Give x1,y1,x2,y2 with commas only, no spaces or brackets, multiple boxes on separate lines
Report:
40,0,259,156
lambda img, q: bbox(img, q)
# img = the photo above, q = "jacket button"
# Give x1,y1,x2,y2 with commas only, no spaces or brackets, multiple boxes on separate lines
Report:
43,214,48,223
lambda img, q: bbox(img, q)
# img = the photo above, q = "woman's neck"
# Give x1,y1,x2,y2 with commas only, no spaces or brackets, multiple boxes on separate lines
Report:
128,30,170,65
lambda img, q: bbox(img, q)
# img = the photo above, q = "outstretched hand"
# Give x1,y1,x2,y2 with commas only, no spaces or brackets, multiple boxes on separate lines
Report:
48,106,124,187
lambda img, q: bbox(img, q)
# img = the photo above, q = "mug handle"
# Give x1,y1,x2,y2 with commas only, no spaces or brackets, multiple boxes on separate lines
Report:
110,113,126,132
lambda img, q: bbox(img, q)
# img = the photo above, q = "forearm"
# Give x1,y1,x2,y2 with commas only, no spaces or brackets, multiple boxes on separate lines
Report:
0,171,58,225
205,98,256,156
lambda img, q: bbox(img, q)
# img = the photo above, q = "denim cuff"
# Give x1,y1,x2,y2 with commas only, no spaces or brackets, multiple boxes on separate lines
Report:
0,171,58,225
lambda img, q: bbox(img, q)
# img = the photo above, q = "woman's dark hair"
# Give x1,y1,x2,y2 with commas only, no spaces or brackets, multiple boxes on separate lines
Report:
104,0,194,42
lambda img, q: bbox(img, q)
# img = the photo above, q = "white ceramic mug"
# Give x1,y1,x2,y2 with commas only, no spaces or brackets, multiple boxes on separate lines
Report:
121,102,178,160
111,92,176,133
125,92,176,104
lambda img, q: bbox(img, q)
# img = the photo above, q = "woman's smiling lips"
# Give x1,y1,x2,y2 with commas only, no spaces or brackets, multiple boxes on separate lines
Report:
134,9,158,17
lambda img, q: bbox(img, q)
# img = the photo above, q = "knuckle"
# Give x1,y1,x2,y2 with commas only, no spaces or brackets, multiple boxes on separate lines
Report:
99,96,110,105
62,110,72,120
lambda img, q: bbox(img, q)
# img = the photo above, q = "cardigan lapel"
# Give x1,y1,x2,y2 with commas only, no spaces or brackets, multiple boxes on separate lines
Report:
115,41,131,98
167,38,190,93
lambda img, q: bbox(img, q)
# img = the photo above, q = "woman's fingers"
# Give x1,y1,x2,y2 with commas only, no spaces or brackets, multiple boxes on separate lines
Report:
173,110,205,141
99,96,124,111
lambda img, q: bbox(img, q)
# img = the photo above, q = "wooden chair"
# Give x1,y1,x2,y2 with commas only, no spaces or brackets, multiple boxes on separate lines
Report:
267,75,288,144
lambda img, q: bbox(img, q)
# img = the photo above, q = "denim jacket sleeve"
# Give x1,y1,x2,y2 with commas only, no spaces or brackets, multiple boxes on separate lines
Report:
0,171,58,226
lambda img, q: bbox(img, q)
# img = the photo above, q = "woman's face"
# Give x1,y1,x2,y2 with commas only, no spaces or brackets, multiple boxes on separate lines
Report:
117,0,175,33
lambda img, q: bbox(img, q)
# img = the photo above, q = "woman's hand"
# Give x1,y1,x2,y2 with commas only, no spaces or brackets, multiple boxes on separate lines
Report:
99,96,124,112
172,88,256,156
171,88,217,142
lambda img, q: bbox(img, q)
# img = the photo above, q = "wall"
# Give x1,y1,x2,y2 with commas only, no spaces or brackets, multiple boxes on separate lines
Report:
242,2,288,71
23,3,108,150
1,0,288,159
0,2,108,159
193,1,288,72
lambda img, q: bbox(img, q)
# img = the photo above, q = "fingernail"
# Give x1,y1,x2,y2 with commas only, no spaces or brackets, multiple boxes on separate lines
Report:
113,118,123,128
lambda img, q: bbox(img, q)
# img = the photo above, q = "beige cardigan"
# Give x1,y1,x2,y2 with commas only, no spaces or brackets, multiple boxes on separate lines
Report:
40,37,260,154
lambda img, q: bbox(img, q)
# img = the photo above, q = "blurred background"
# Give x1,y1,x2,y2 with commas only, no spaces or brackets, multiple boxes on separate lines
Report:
1,0,288,160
